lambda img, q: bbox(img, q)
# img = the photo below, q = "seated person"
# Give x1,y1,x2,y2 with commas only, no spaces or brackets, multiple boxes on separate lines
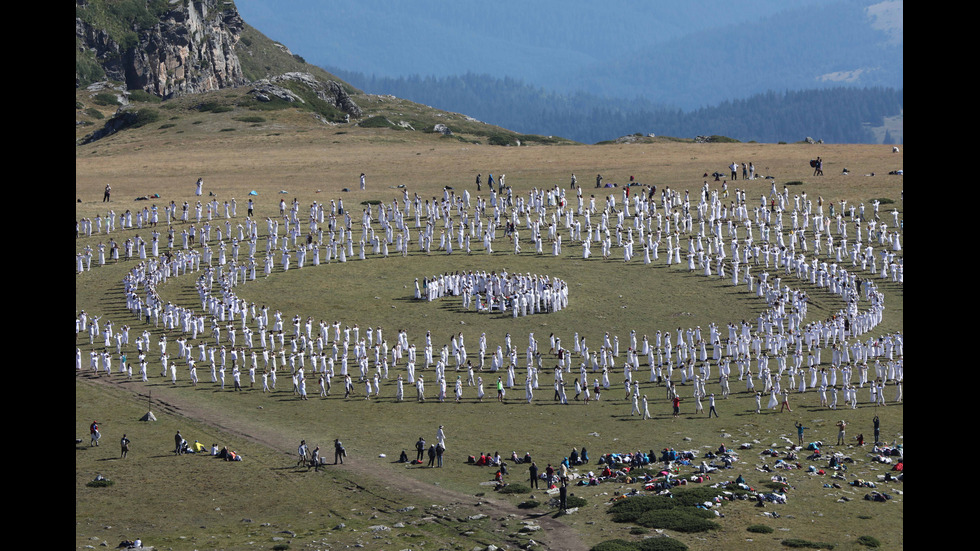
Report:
569,448,579,465
192,440,207,453
523,451,533,464
398,450,409,463
511,451,522,464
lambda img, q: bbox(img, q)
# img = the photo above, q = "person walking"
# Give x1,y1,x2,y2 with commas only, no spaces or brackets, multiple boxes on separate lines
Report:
708,394,719,417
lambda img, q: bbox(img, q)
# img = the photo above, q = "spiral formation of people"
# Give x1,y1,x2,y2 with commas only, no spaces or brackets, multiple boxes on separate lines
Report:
76,173,903,419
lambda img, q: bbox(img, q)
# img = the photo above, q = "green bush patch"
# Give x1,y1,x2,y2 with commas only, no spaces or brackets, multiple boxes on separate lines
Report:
496,484,530,494
86,478,114,488
781,539,835,549
747,524,774,534
127,89,161,103
856,536,881,548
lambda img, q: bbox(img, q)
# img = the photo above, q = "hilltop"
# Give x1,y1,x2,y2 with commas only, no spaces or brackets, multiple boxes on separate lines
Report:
76,0,575,147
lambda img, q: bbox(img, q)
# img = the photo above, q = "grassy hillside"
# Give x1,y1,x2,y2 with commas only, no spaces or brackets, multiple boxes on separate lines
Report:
76,117,904,550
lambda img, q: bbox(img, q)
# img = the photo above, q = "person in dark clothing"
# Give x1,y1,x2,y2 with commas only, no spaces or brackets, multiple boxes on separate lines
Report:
529,462,539,488
334,439,346,464
416,437,426,462
559,478,568,511
427,444,437,467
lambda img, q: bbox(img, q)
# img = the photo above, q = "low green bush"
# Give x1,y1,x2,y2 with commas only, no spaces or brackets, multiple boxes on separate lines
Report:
93,92,120,106
781,539,835,549
497,483,530,494
747,524,774,534
856,536,881,548
635,509,719,533
127,89,161,103
636,538,689,551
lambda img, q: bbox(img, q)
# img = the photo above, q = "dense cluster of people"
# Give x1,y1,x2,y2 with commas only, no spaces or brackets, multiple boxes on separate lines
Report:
77,172,903,421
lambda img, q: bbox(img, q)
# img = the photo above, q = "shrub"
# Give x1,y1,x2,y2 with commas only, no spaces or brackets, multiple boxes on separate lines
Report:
129,108,160,128
856,536,881,548
86,478,114,488
159,123,176,129
488,135,515,146
127,89,161,103
747,524,774,534
635,509,720,533
591,540,637,551
629,527,647,535
85,108,105,120
197,102,233,113
869,197,895,205
517,500,539,509
497,483,530,494
565,496,588,508
636,538,689,551
359,116,396,129
781,539,835,549
234,116,267,123
784,181,805,186
93,92,121,106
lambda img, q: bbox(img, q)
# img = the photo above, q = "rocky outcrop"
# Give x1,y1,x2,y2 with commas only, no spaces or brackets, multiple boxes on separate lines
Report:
249,72,362,118
76,0,247,98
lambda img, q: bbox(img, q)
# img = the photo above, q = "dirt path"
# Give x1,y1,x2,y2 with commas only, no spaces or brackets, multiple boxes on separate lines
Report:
86,376,588,551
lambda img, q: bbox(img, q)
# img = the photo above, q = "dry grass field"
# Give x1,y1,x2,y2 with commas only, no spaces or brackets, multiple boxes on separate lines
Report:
76,112,903,551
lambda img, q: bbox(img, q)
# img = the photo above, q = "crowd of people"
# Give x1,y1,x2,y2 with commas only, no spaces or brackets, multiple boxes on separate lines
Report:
76,172,903,422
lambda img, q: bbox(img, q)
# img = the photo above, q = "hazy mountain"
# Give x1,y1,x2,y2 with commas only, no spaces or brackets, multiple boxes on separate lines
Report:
235,0,902,109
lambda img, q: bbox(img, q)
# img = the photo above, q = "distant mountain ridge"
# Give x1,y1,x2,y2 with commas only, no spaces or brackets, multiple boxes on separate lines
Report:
331,70,903,144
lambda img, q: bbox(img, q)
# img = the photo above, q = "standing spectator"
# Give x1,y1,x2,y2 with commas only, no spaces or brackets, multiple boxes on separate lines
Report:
120,434,130,458
836,420,847,445
529,462,539,488
334,438,346,464
90,421,101,447
795,422,808,445
297,440,309,467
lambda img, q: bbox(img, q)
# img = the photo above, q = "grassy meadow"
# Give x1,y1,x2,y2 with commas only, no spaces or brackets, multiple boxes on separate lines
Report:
77,120,903,551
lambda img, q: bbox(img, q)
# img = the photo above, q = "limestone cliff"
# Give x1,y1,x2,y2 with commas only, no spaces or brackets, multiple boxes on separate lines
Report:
76,0,248,98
